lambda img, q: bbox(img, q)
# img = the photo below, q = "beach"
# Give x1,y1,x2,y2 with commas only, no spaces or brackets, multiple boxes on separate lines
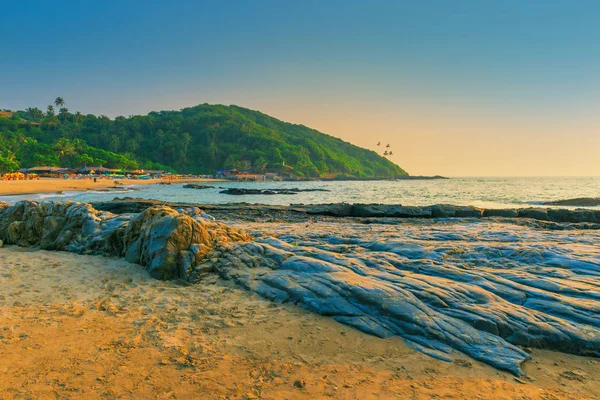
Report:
1,246,598,399
0,188,599,399
0,178,223,196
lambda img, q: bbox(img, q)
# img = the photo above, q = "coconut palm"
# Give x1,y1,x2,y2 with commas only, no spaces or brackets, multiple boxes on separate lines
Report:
58,107,70,122
376,141,381,154
26,107,43,121
54,97,65,108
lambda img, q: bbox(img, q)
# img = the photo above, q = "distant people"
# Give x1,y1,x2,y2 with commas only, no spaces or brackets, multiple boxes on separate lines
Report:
93,177,97,183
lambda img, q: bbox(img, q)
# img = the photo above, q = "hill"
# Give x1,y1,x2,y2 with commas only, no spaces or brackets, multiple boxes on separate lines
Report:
0,103,407,178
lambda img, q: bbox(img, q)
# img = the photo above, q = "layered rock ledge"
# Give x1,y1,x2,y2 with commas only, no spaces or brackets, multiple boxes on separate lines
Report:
210,220,600,376
92,198,600,224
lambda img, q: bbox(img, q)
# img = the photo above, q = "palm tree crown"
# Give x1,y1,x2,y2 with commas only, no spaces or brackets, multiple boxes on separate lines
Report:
54,97,65,108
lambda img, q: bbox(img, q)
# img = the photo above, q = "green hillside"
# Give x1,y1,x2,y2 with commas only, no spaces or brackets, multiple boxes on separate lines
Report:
0,102,407,178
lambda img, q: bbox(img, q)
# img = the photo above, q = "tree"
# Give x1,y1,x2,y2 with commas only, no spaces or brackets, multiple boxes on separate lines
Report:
26,107,43,121
182,132,192,159
254,156,268,172
46,105,55,118
0,151,19,174
58,107,70,122
54,138,76,166
54,97,65,108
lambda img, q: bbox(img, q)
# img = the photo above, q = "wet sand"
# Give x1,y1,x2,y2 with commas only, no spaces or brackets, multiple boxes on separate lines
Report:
0,246,597,399
0,178,223,196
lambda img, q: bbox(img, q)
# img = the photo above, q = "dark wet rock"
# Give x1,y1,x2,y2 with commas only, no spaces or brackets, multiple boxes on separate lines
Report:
291,203,353,217
0,200,251,280
518,208,550,221
90,198,600,224
543,198,600,207
220,187,330,196
351,204,431,218
547,209,599,223
183,184,213,190
425,205,483,218
221,188,298,195
349,203,389,217
483,209,519,218
92,199,160,214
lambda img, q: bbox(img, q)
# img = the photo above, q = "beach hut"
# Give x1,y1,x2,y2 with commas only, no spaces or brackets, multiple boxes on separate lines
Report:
27,166,61,177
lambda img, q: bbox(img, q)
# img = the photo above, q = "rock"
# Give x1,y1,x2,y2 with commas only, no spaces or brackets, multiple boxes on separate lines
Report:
183,184,213,190
518,208,549,221
220,187,329,196
454,206,484,218
547,209,598,223
90,198,600,224
212,221,600,376
349,204,431,218
292,203,353,217
426,204,455,218
425,205,483,218
0,201,251,281
92,199,159,214
483,209,519,218
293,379,306,389
350,204,388,217
543,198,600,207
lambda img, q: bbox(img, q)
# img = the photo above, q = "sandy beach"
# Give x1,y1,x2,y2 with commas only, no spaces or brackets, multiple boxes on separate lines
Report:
0,246,598,399
0,178,223,196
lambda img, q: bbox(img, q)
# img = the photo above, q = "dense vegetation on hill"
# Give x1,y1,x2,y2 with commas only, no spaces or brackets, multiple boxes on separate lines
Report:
0,100,407,178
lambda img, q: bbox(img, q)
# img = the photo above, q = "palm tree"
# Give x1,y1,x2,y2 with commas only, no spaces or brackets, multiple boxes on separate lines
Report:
58,107,69,122
54,97,65,108
26,107,43,121
388,151,393,156
386,143,390,149
376,141,381,154
383,150,389,157
46,105,55,118
54,138,76,166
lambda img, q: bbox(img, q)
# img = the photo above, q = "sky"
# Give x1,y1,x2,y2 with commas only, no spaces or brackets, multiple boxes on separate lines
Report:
1,0,599,176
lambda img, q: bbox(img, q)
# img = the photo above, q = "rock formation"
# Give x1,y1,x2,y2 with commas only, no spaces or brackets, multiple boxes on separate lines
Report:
220,188,330,196
209,220,600,376
0,200,251,280
542,197,600,207
183,184,213,190
1,199,599,376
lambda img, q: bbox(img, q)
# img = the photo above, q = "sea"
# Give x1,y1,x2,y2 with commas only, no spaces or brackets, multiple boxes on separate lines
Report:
2,176,599,209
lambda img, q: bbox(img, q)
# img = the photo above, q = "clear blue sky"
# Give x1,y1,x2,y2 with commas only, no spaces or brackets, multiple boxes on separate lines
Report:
1,1,599,175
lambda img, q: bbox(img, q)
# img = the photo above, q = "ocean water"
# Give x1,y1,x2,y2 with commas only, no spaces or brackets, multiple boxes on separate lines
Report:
2,176,600,209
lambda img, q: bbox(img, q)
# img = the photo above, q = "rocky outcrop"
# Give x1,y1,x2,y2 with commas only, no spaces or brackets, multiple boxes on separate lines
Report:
291,203,600,223
543,197,600,207
183,184,213,190
0,200,251,280
212,220,600,376
220,188,330,196
93,198,600,224
351,204,432,218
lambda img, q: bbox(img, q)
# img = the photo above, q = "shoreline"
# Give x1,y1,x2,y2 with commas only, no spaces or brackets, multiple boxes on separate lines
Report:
0,177,225,197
